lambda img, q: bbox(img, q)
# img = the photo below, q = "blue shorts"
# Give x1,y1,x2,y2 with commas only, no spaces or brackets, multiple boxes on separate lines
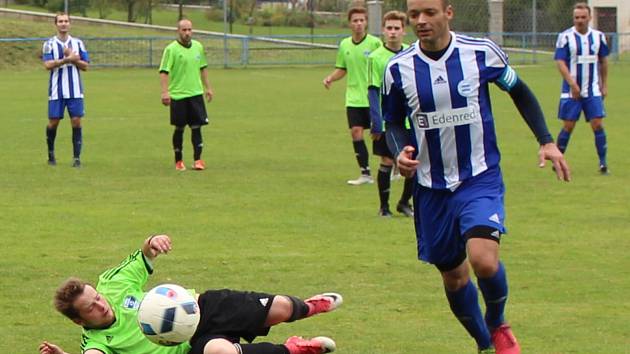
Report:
413,167,506,267
558,96,605,121
48,98,85,119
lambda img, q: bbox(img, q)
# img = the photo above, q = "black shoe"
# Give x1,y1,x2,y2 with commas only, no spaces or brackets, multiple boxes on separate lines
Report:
378,208,393,217
599,165,609,175
48,152,56,166
72,158,81,168
396,203,414,217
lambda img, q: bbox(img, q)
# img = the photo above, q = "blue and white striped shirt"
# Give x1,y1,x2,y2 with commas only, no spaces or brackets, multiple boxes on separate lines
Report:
383,32,516,191
42,35,89,100
554,27,608,99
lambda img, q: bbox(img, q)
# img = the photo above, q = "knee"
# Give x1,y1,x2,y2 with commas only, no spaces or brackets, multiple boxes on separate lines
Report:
350,127,363,140
203,339,237,354
265,295,293,325
469,255,499,278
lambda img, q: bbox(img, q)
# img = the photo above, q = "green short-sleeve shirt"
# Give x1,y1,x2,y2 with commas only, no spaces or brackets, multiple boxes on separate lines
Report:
159,39,208,100
368,43,409,89
80,250,191,354
335,34,382,107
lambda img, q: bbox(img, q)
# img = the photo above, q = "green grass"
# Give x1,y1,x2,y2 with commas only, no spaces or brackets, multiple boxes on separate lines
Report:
1,63,629,354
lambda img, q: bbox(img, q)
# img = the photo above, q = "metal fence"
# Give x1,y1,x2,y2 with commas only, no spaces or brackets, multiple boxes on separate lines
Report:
1,32,628,70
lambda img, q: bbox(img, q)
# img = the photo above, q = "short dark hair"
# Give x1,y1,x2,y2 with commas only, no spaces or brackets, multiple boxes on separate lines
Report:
573,2,591,15
54,277,88,320
347,7,368,21
382,10,407,27
54,12,69,24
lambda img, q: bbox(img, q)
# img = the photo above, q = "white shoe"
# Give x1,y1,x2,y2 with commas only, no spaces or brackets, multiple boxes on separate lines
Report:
391,166,402,181
347,175,373,185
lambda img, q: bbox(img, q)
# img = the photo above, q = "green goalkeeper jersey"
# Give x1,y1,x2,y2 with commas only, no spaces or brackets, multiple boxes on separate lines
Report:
159,39,208,100
335,34,382,107
80,250,191,354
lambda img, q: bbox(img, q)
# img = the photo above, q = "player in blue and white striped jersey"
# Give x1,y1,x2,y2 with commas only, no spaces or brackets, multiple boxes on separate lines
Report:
382,0,569,353
42,13,89,167
554,2,610,174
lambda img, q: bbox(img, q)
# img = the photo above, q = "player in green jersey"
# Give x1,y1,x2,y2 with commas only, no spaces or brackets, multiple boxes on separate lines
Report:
39,234,341,354
367,11,415,217
160,19,214,171
323,7,382,186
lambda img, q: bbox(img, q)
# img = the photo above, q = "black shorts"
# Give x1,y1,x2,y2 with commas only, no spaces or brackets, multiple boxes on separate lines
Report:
372,135,393,158
189,289,275,354
346,107,371,129
170,95,209,127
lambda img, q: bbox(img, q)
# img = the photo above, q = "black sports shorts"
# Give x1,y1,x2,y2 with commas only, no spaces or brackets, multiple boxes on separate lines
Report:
346,107,371,129
372,134,393,158
170,95,209,127
188,289,275,354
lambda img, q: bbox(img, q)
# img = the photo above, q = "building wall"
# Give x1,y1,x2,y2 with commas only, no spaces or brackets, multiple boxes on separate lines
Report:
588,0,629,52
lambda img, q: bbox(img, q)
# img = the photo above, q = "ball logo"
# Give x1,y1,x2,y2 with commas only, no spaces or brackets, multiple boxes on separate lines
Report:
155,286,179,300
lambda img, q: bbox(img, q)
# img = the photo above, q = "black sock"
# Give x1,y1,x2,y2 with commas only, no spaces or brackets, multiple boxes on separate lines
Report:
286,296,309,322
399,176,414,205
191,127,203,160
172,128,184,162
377,164,392,209
352,140,370,175
72,127,82,159
236,342,289,354
46,126,57,158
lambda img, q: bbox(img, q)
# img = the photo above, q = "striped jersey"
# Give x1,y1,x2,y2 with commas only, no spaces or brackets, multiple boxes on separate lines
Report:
42,35,89,100
554,27,609,98
383,32,518,191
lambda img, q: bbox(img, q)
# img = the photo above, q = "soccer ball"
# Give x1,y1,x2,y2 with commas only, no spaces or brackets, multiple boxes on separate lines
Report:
137,284,201,346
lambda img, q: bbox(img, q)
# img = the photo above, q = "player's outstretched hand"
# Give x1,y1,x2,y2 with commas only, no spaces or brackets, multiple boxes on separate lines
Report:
39,341,65,354
396,146,419,178
538,143,571,182
144,234,172,259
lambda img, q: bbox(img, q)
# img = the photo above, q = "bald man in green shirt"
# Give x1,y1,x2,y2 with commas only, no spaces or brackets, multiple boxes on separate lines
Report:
160,19,214,172
323,7,382,186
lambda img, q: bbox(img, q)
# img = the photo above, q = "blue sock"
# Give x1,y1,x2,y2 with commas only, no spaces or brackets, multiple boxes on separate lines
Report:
72,127,82,159
46,126,57,158
594,129,607,166
557,129,571,153
445,280,491,349
478,262,508,330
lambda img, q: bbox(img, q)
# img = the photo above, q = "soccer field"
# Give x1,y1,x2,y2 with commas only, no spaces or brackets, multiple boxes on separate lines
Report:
1,64,629,354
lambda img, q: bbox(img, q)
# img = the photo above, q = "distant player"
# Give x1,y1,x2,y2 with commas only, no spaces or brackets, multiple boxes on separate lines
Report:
159,19,214,171
323,7,382,185
555,2,610,174
42,13,89,167
367,10,414,217
383,0,570,353
39,234,341,354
